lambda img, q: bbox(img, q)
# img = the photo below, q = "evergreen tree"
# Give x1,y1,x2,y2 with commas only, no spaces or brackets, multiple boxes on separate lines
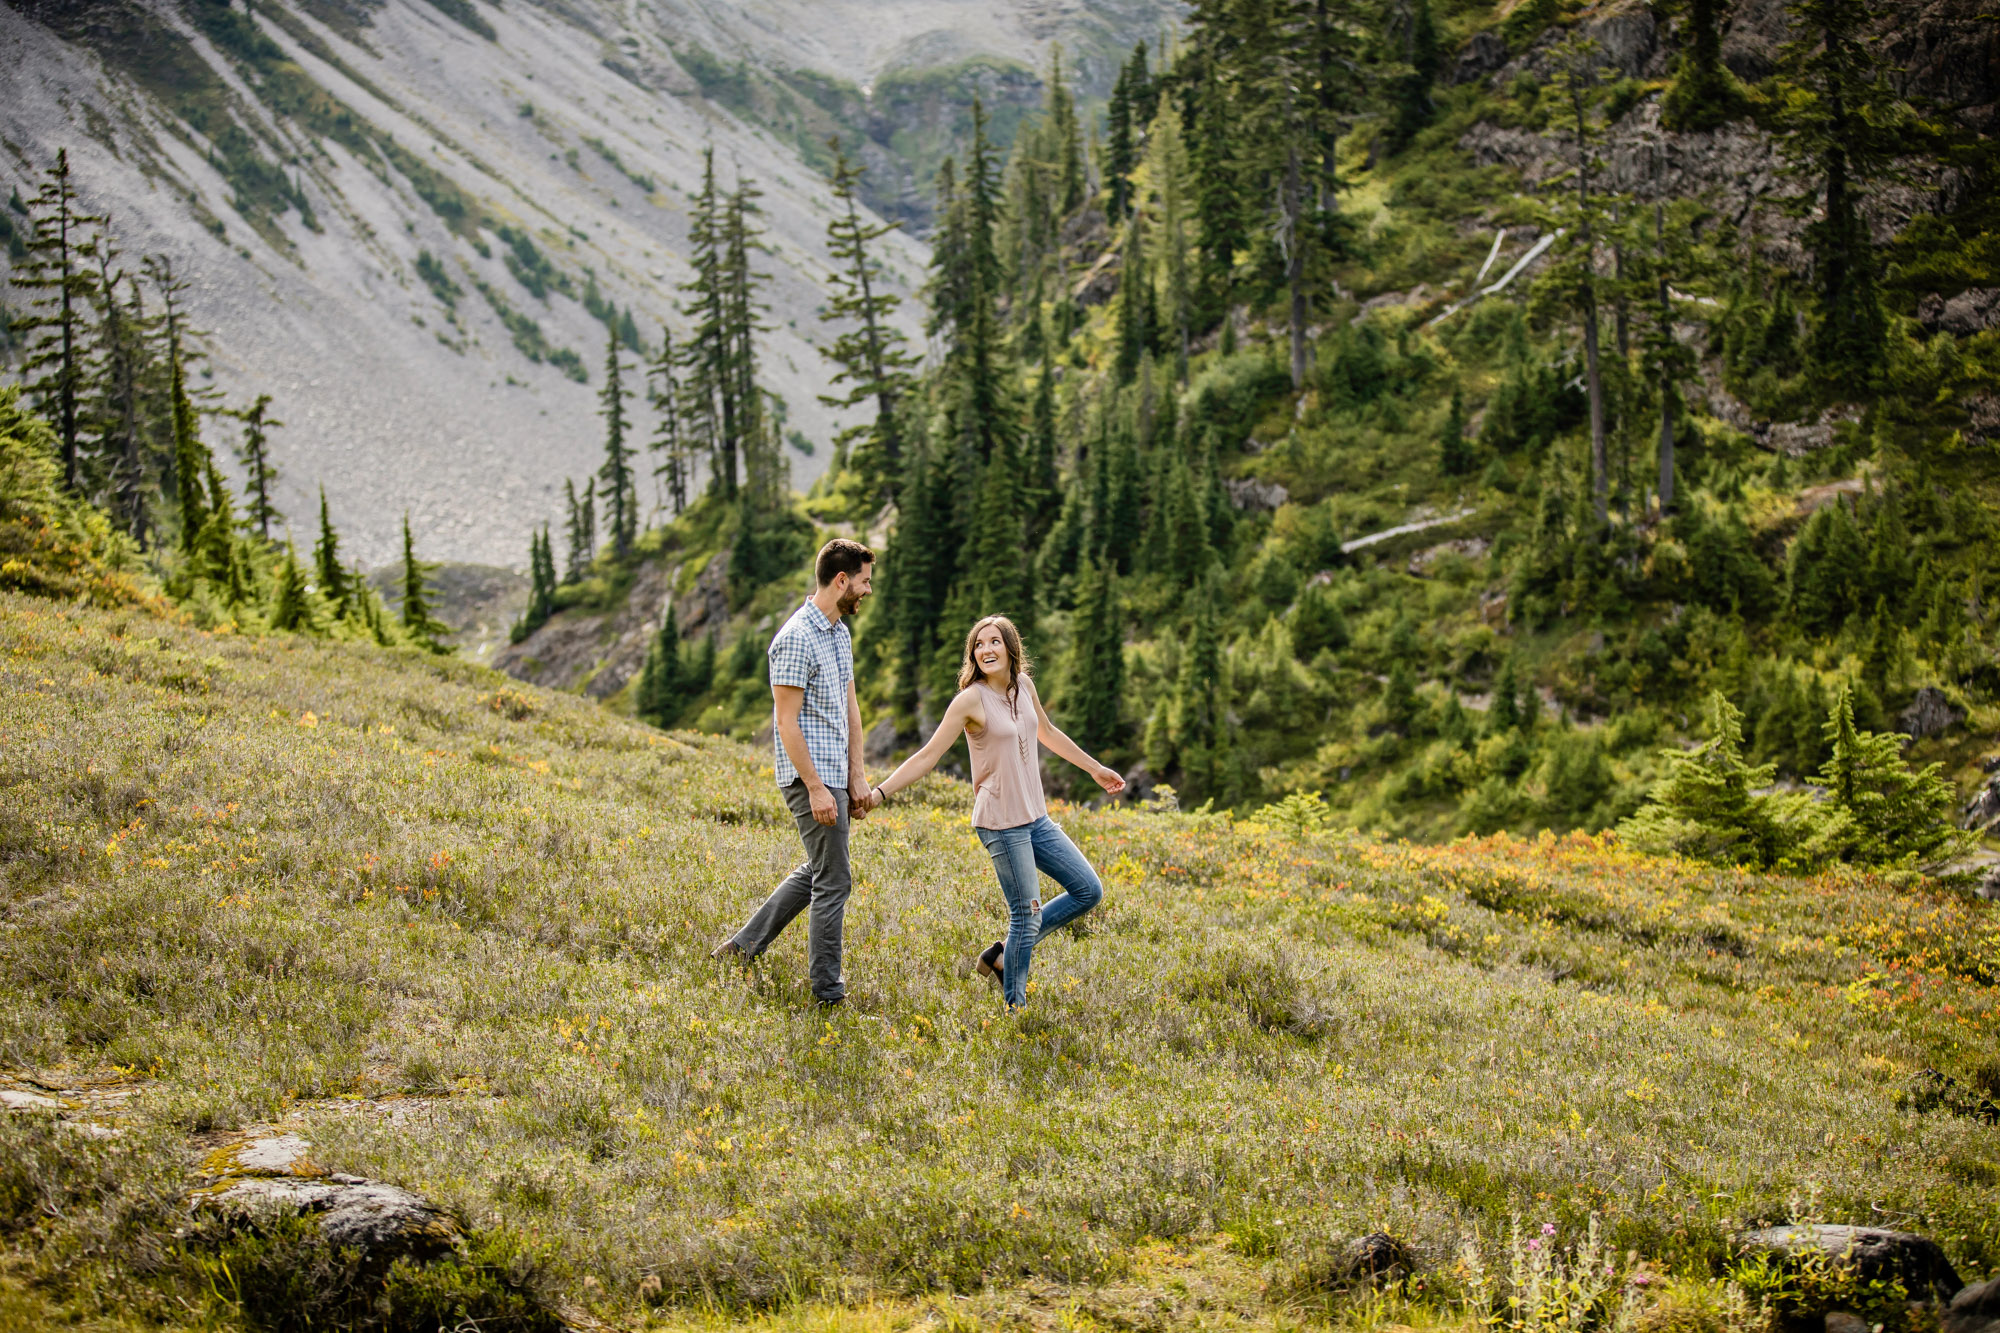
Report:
1290,580,1349,659
1114,209,1152,386
678,149,736,499
1026,344,1061,537
818,137,919,506
1663,0,1748,129
1048,45,1087,215
144,256,209,560
513,525,556,642
1780,0,1895,382
1619,691,1791,867
234,394,282,542
1439,387,1474,476
193,459,254,607
1170,570,1224,799
1188,53,1248,325
1388,0,1442,151
722,176,781,510
87,236,151,544
563,477,595,582
12,148,103,491
1813,683,1962,866
1545,35,1613,525
399,513,452,653
1065,557,1127,762
268,538,314,632
964,434,1034,633
1106,43,1150,219
647,326,688,517
638,605,688,727
597,324,636,556
312,485,351,615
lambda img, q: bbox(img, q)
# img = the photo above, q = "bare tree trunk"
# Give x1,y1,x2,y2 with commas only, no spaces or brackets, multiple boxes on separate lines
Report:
1655,202,1675,515
1284,147,1309,391
1574,98,1606,526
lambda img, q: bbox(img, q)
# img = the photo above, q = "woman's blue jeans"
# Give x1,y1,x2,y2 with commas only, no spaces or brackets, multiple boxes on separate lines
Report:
974,815,1104,1008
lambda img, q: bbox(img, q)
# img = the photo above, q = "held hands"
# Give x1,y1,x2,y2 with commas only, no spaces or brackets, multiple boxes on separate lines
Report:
843,783,883,824
1093,764,1126,796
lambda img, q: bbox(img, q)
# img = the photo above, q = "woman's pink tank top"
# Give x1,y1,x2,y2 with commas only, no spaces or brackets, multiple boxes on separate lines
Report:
967,680,1048,830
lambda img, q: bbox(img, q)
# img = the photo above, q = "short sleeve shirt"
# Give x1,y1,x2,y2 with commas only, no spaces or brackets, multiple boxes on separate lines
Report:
768,599,853,790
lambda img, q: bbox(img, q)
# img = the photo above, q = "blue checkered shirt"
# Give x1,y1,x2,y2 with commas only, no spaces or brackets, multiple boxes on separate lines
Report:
768,599,853,791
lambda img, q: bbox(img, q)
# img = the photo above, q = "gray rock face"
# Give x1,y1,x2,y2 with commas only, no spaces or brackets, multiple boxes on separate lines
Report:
1738,1226,1963,1304
1945,1276,2000,1333
1961,773,2000,832
201,1174,460,1262
862,717,907,763
1448,31,1509,85
1898,687,1963,741
1919,288,2000,336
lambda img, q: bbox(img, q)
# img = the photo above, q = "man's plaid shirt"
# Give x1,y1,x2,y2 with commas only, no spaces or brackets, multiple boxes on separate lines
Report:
767,598,854,790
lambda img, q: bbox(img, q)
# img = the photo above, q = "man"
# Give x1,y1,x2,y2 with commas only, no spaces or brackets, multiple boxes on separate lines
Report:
710,538,881,1005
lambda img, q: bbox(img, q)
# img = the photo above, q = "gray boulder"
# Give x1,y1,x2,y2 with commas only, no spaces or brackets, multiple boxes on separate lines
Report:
1737,1226,1962,1303
198,1174,460,1262
1945,1277,2000,1333
1449,31,1509,85
1898,686,1963,741
1919,288,2000,336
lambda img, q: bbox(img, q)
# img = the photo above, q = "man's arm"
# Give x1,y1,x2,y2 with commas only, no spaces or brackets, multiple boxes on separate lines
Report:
845,678,871,818
773,684,838,826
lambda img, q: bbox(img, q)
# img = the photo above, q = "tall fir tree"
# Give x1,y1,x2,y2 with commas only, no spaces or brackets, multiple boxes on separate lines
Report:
1064,557,1127,766
399,513,452,653
818,137,920,507
143,256,210,560
678,149,735,500
1439,387,1473,476
269,539,314,633
597,324,636,556
1780,0,1894,383
12,148,104,492
234,394,282,542
88,236,151,544
1389,0,1442,150
312,485,351,616
563,477,596,582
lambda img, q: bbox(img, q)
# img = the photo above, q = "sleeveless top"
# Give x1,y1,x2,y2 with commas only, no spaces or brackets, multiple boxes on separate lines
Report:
967,680,1048,830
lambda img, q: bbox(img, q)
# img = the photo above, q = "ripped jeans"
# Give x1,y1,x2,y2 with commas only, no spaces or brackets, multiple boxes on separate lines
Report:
973,815,1104,1008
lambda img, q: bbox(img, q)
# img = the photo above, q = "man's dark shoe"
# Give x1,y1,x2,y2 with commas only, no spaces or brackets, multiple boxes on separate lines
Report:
815,993,845,1008
973,939,1004,985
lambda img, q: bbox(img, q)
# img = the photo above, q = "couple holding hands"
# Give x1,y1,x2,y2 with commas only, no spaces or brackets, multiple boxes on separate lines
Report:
709,539,1125,1009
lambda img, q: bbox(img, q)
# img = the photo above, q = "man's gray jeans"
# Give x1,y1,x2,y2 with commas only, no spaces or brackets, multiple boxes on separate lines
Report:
728,781,850,1001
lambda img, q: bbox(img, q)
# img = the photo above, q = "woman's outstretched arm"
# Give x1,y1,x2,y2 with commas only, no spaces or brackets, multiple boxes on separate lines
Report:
877,689,978,798
1024,677,1125,795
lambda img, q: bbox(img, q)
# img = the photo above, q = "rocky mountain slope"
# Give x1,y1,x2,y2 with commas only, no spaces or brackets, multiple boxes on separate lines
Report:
0,0,1175,567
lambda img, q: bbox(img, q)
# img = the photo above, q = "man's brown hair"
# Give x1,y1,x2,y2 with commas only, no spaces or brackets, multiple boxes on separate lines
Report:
815,538,874,587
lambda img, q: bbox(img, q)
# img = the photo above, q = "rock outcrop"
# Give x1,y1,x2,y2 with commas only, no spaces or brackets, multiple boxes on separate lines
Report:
1736,1225,1963,1304
1946,1277,2000,1333
1897,686,1962,741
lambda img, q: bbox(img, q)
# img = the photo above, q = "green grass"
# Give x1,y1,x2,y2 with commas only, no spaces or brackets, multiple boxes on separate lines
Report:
0,593,1996,1328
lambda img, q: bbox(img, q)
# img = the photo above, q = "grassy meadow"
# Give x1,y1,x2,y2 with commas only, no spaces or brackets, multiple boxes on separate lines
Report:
1,591,1997,1330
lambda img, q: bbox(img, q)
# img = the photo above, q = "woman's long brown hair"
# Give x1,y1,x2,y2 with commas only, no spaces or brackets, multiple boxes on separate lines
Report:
956,615,1031,714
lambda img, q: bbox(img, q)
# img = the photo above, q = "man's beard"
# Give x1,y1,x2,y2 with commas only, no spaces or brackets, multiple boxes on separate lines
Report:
837,590,864,617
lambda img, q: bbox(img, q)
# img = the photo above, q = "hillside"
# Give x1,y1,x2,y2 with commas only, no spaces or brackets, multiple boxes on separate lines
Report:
0,0,1174,567
1,590,1997,1330
491,0,2000,853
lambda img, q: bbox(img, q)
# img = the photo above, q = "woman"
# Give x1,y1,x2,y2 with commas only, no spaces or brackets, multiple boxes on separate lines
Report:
874,615,1124,1008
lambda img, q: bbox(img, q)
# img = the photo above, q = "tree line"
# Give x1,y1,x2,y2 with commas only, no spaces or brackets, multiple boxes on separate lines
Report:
6,150,455,651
